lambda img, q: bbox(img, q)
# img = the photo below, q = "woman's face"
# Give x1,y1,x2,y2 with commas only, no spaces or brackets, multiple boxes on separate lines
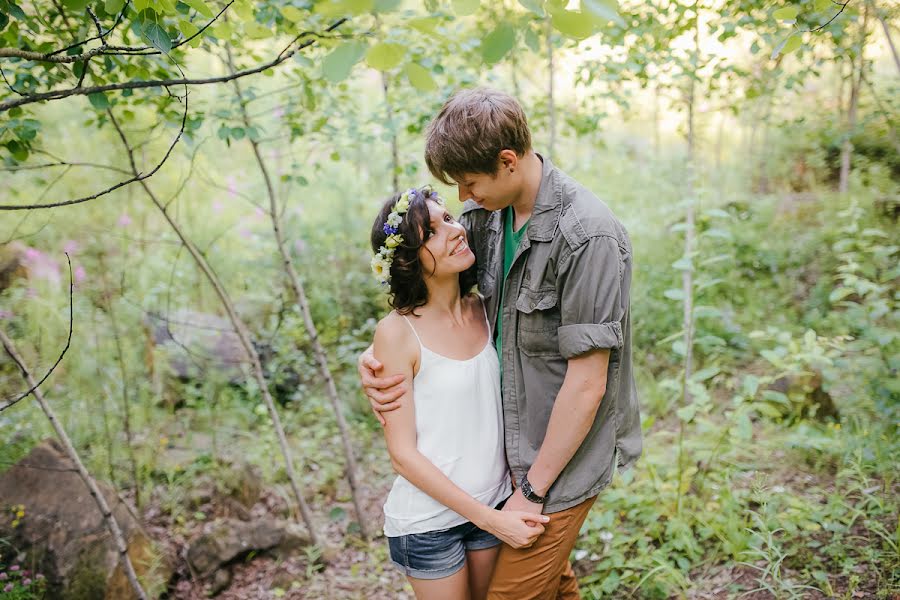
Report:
418,199,475,278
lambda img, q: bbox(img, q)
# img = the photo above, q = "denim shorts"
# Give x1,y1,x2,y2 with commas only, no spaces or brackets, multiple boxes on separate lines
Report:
388,519,503,580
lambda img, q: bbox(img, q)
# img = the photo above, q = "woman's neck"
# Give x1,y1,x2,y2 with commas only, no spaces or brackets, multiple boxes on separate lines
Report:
423,276,465,322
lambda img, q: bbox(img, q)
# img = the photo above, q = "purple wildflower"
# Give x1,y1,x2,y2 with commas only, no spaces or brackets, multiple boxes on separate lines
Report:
9,566,18,572
0,572,7,580
35,574,44,581
63,240,79,254
3,583,13,593
117,214,132,227
22,578,31,586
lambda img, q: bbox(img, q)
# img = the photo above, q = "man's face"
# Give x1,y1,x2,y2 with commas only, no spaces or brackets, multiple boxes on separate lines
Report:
453,169,519,212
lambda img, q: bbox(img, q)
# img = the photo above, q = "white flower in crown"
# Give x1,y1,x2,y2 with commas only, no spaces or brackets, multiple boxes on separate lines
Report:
371,253,391,284
386,212,403,228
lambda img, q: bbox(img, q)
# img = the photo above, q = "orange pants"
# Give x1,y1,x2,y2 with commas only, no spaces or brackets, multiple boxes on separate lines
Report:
487,495,597,600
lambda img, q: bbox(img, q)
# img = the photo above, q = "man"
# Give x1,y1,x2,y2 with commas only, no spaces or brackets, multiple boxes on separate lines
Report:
360,88,642,599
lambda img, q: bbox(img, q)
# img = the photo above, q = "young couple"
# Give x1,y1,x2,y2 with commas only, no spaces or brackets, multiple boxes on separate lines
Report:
359,88,642,600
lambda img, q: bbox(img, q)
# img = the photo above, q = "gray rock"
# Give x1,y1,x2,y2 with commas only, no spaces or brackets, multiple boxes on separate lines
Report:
187,517,311,579
0,439,171,599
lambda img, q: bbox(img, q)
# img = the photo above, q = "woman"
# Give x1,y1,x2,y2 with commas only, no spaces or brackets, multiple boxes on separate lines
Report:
370,186,548,600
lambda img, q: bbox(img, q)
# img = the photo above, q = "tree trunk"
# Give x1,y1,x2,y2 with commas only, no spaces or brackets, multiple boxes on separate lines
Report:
225,50,370,538
0,327,148,600
876,6,900,76
98,253,141,508
653,83,661,157
546,16,556,159
839,5,870,194
382,72,399,191
676,1,700,517
107,111,323,548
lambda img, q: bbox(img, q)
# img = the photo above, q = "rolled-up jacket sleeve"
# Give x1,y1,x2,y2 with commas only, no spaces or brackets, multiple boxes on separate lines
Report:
557,234,629,359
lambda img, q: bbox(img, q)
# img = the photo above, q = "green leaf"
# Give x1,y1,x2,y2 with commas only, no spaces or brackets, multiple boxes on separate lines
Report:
551,10,594,40
212,21,234,39
671,256,693,271
524,27,540,52
583,0,623,26
374,0,402,12
828,286,854,303
701,228,732,240
482,23,515,64
6,140,28,162
452,0,479,16
182,0,213,17
691,366,720,382
676,404,697,422
134,0,153,12
142,22,172,52
322,41,366,83
404,62,437,91
316,0,374,17
366,42,405,71
3,1,26,20
410,17,441,32
245,21,273,39
63,0,91,10
773,6,800,22
663,288,685,301
518,0,544,16
735,412,752,440
281,6,304,21
762,390,790,406
177,19,201,46
88,92,110,109
232,0,254,20
105,0,127,13
704,208,731,219
329,506,347,520
814,0,832,11
772,33,802,59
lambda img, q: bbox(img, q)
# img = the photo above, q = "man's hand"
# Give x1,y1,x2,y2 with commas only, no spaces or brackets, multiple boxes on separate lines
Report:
358,344,407,425
502,487,545,535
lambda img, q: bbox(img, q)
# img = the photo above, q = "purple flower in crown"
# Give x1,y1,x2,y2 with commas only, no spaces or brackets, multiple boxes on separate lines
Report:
383,223,398,235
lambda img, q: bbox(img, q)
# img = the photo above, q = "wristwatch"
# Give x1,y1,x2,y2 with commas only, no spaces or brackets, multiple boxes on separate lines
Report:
519,474,547,505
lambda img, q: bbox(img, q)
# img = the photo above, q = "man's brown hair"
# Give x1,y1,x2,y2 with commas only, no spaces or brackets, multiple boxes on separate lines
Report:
425,88,532,185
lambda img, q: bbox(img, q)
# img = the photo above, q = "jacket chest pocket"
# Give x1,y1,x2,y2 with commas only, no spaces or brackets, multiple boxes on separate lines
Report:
516,288,561,356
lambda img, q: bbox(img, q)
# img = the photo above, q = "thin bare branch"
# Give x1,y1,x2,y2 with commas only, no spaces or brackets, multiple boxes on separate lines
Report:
0,19,348,113
0,86,188,210
48,1,131,57
0,253,74,413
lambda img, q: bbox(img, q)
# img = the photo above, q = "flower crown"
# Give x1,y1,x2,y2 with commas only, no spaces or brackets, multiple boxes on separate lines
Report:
371,186,442,285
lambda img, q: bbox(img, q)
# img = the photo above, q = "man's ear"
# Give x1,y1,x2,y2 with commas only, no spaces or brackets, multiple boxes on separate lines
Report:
499,149,519,172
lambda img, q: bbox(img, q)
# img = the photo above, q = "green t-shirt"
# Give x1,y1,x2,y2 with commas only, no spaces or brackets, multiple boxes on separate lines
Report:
496,206,530,365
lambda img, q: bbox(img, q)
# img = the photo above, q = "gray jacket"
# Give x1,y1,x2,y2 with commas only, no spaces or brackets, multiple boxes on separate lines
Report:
459,155,642,513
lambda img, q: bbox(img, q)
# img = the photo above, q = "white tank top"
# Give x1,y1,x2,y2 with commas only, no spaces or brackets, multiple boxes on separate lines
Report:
383,297,511,537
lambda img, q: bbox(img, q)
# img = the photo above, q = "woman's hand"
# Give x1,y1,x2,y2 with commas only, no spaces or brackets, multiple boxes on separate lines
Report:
484,509,549,549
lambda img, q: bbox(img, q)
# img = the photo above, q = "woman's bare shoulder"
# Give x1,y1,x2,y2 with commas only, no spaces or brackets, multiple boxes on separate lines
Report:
374,311,416,355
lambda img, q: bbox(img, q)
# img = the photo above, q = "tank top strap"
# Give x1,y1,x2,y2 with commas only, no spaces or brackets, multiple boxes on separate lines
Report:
478,295,490,330
399,313,423,347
